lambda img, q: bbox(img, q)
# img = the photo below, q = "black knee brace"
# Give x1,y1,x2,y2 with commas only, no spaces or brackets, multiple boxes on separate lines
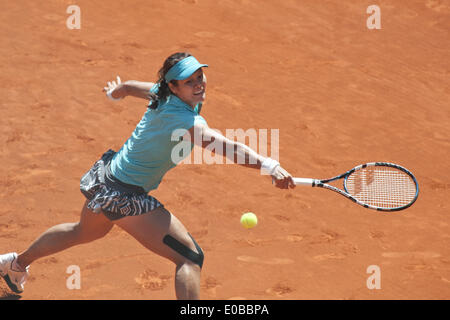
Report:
163,233,204,268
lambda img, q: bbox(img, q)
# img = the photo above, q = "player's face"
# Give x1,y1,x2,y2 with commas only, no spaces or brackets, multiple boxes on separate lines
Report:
169,68,207,108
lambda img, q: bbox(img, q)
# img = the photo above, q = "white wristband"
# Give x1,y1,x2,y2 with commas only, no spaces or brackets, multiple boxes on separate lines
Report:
261,157,280,175
106,89,122,101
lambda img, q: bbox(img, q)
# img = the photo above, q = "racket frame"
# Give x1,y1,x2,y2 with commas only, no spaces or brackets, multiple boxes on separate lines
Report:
293,162,419,211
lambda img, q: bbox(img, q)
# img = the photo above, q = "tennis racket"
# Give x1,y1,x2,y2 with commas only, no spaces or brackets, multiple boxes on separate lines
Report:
293,162,419,211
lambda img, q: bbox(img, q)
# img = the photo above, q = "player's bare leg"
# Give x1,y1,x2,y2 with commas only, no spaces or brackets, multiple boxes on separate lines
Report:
16,201,114,268
113,207,202,300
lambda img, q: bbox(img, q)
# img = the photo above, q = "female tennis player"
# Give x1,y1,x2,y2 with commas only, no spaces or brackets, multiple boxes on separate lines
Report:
0,52,295,299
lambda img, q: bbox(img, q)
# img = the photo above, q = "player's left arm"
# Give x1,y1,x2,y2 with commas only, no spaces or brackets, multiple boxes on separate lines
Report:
103,76,154,100
123,80,155,99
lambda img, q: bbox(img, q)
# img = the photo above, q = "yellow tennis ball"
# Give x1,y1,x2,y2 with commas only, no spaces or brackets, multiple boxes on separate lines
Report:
240,212,258,229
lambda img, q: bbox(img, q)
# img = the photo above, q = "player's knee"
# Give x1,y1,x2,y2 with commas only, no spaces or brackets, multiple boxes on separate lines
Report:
163,233,204,269
75,222,111,243
72,222,88,243
176,259,201,276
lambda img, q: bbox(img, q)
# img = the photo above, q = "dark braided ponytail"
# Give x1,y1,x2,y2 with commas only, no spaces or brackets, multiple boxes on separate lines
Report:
148,52,192,110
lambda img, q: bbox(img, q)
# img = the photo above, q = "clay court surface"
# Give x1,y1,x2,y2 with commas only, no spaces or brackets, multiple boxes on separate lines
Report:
1,0,449,300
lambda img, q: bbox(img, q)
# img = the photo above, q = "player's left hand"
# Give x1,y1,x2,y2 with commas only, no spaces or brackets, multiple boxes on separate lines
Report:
103,76,124,101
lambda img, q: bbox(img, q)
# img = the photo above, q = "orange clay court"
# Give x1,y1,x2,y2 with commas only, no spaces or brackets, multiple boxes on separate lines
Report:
0,0,449,299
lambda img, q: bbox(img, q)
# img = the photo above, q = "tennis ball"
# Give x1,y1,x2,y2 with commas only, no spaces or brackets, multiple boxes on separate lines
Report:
240,212,258,229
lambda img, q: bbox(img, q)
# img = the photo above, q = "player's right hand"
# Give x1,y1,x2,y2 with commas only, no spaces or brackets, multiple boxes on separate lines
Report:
271,166,296,189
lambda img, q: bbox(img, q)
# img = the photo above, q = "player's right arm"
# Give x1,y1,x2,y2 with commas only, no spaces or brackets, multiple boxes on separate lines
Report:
185,123,295,189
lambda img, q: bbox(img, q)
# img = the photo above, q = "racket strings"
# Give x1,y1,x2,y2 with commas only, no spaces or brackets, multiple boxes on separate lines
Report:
346,167,417,209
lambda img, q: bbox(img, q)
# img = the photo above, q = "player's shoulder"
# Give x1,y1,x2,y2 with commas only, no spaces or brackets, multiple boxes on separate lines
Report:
194,114,207,126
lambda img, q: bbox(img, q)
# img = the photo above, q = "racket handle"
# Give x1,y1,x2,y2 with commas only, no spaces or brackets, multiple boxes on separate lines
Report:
293,178,315,186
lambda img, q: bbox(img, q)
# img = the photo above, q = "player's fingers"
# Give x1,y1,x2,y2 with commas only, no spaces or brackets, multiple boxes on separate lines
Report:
283,177,290,189
271,166,292,189
283,175,293,189
282,172,290,184
275,177,289,189
117,76,121,84
276,167,296,189
288,176,296,189
273,177,285,189
272,176,281,188
275,180,283,189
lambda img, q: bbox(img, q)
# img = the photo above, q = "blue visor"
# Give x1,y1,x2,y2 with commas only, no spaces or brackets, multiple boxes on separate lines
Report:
165,56,208,82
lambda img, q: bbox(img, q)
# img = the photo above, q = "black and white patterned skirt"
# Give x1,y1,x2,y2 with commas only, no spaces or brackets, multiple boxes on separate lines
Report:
80,149,163,220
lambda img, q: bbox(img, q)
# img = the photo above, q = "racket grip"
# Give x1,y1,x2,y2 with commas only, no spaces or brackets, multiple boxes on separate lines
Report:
293,178,315,186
